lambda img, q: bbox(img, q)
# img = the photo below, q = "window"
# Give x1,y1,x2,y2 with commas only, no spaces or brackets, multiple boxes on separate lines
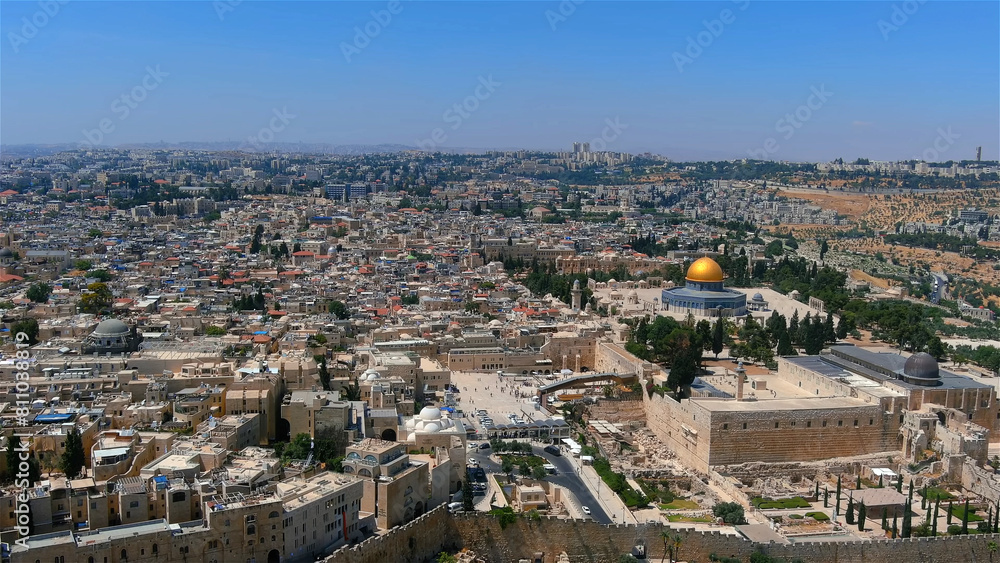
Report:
774,422,779,429
854,420,858,427
152,545,158,554
822,421,827,427
722,423,728,430
790,421,796,427
742,423,747,430
838,420,843,427
870,418,874,425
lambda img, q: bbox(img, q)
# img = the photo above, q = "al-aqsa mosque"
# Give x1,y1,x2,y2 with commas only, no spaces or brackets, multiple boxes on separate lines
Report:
661,256,747,318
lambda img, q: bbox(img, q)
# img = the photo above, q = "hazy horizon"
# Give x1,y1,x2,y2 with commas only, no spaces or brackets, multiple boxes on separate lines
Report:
2,1,998,162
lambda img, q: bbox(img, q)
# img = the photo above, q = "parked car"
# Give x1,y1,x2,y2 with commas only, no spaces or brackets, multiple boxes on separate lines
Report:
582,506,591,515
479,443,491,450
543,445,561,456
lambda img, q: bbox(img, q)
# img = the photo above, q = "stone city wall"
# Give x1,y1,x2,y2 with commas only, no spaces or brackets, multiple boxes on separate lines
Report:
450,513,1000,563
324,505,459,563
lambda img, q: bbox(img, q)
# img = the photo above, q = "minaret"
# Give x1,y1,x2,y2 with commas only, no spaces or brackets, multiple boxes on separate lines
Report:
571,279,582,311
735,360,746,400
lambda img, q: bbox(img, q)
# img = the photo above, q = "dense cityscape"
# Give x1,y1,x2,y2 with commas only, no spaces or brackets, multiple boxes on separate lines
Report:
2,1,999,562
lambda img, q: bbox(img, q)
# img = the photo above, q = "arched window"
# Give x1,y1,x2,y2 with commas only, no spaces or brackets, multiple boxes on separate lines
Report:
152,544,158,555
247,524,256,536
268,511,280,518
121,550,128,561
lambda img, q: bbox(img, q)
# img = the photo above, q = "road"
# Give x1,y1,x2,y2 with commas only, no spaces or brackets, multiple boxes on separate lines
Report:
466,446,613,524
532,445,613,524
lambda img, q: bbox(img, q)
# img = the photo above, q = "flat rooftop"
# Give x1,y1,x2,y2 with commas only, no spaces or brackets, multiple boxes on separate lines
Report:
694,396,869,412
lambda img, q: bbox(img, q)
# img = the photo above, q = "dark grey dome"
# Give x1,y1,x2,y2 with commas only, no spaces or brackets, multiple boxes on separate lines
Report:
903,352,940,380
752,293,764,301
93,319,129,336
0,248,12,257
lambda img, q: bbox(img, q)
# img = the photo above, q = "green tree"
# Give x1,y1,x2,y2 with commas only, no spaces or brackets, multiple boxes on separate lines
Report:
59,428,86,479
712,501,746,525
3,434,24,484
962,499,970,534
328,300,350,320
205,326,227,336
26,282,52,303
501,457,514,476
776,331,795,356
846,495,855,525
11,318,40,345
462,478,474,512
711,318,725,359
79,282,113,314
250,224,264,253
857,501,867,531
74,259,93,271
531,465,547,480
87,228,103,238
901,500,913,538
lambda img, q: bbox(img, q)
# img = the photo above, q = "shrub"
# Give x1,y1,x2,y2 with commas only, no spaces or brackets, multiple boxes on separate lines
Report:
805,511,829,521
713,502,746,525
788,514,804,519
948,524,964,535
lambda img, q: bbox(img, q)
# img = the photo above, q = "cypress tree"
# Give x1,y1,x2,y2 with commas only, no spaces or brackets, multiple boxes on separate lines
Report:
907,480,914,503
901,500,912,538
814,480,820,500
962,499,970,534
881,507,888,530
994,501,999,533
892,514,898,539
921,485,927,510
896,476,903,493
878,474,884,488
846,496,855,524
858,501,867,531
948,501,954,525
824,486,829,508
856,474,862,489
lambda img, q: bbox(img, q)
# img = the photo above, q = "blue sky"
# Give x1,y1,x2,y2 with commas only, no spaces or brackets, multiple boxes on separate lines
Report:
1,1,997,161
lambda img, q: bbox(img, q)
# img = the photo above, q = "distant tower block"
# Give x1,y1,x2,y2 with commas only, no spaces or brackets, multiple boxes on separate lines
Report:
977,146,983,162
571,279,582,310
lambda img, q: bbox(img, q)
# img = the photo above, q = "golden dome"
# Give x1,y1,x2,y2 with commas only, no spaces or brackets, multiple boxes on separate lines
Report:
685,257,724,283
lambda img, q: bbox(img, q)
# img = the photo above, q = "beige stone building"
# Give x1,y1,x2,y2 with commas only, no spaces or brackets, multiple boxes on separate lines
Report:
343,438,430,530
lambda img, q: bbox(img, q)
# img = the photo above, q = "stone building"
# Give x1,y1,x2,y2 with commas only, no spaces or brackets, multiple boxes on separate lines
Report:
644,345,997,472
82,319,142,354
